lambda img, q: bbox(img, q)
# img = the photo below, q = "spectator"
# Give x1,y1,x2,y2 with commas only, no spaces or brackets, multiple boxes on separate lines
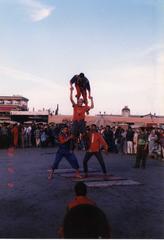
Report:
160,129,164,160
134,128,148,169
63,204,111,239
133,129,139,154
0,124,9,148
67,181,96,210
31,124,36,147
120,128,127,154
58,182,96,238
103,125,115,153
148,129,158,158
40,129,47,147
114,126,122,153
26,125,32,147
126,126,134,154
11,124,19,148
34,126,41,147
20,124,25,148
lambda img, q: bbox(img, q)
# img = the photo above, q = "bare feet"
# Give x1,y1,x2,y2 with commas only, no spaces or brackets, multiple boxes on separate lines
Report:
48,169,54,180
75,170,82,178
75,173,83,179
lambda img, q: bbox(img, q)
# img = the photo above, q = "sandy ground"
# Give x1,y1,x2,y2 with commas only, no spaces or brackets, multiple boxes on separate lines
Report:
0,147,164,239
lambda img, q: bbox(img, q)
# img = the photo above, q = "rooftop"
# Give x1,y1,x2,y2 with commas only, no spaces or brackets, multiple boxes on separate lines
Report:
0,95,29,101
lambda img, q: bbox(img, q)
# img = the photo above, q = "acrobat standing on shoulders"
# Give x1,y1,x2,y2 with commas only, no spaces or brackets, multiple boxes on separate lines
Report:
70,86,94,139
70,73,91,104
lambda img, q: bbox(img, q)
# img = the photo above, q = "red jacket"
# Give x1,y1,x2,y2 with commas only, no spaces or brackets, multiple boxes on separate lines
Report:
68,196,96,210
88,132,108,152
72,104,90,121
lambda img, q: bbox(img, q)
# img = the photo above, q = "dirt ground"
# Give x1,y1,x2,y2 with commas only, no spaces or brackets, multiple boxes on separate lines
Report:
0,147,163,238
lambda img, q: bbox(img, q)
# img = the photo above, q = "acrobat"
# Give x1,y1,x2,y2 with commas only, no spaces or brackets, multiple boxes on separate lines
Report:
48,126,81,180
70,86,94,139
70,73,91,104
83,124,108,178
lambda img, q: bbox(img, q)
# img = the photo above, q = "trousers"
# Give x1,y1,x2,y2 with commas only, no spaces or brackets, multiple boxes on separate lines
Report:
83,151,107,174
135,145,147,168
52,149,79,170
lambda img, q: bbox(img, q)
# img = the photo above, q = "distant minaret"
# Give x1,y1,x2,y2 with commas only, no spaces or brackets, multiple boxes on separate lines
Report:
122,106,130,117
55,104,59,115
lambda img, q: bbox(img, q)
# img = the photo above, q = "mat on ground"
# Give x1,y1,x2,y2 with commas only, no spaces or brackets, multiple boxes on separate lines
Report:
85,179,141,187
53,168,97,174
60,173,127,181
72,175,127,182
60,172,111,177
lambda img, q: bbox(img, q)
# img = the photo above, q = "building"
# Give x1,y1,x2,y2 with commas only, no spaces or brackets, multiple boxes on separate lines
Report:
48,107,164,128
1,97,164,128
122,106,130,117
10,110,49,123
0,95,28,121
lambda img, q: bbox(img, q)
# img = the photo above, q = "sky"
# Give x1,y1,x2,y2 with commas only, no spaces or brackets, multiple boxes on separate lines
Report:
0,0,163,116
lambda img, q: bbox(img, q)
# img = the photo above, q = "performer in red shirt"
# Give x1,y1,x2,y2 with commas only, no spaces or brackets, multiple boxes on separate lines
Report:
70,86,94,138
48,126,81,180
83,124,108,177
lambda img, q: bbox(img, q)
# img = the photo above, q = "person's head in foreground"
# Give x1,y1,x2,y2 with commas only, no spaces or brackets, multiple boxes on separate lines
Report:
63,204,111,239
74,181,87,196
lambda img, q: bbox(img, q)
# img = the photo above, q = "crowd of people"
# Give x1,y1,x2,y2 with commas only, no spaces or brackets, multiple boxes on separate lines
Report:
0,122,62,149
0,122,163,159
0,122,163,158
101,125,164,160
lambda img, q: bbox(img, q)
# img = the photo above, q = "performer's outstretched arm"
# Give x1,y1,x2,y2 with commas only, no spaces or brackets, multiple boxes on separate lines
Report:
70,80,73,89
86,81,91,99
70,86,75,105
70,75,77,88
90,96,94,109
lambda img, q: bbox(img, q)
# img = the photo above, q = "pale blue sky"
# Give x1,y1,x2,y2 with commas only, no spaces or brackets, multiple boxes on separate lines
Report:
0,0,163,115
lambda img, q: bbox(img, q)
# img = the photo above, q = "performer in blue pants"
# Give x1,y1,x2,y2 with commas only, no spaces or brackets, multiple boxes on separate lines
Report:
48,126,81,179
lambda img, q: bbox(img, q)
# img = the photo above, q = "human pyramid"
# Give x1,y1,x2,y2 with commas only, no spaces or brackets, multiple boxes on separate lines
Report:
48,73,108,180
